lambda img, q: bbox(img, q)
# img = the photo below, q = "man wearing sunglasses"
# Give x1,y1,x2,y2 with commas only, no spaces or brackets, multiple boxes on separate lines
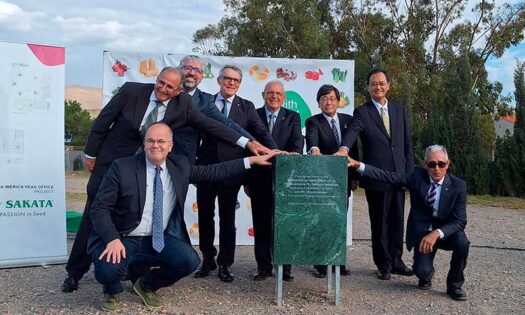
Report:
348,145,469,301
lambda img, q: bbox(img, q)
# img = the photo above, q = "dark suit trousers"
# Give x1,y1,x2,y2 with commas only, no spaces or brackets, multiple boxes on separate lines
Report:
65,172,104,280
365,188,405,272
196,181,240,266
413,231,469,290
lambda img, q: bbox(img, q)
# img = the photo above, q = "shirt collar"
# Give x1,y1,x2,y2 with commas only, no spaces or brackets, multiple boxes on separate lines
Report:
322,112,339,123
217,93,235,104
265,106,280,118
150,91,169,106
372,98,389,112
428,175,445,185
145,156,167,171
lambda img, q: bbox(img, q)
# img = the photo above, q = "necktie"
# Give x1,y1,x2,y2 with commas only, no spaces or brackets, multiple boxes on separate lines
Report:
221,99,228,116
152,166,164,252
268,113,275,133
380,106,390,137
426,182,439,208
331,119,340,146
141,101,162,136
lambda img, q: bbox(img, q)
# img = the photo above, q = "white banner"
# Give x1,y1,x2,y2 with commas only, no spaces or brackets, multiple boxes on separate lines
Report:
103,51,354,245
0,41,67,267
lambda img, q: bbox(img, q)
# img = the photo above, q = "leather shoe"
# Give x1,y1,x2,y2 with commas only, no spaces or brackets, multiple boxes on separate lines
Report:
194,259,217,278
218,265,234,282
253,270,272,281
392,265,414,276
418,279,432,290
376,270,391,280
283,272,294,282
313,270,326,278
447,288,467,301
61,276,79,293
340,266,350,276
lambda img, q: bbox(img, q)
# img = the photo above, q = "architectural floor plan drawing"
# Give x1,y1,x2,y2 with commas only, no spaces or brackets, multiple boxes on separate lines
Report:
10,63,52,113
0,129,26,164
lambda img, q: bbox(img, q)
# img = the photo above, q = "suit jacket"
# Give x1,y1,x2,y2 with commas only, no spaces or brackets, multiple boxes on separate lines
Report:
88,153,247,253
84,83,242,177
363,166,467,251
172,88,254,163
305,113,360,188
256,106,304,153
340,100,414,191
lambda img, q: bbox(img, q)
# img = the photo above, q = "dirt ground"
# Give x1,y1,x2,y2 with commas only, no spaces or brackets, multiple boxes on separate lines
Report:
0,172,524,314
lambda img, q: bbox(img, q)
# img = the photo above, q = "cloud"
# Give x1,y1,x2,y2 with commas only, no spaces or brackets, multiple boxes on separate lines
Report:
0,1,45,31
487,43,525,100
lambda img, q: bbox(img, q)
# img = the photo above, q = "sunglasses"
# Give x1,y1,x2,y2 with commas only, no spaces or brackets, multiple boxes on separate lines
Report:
181,65,203,74
426,161,447,168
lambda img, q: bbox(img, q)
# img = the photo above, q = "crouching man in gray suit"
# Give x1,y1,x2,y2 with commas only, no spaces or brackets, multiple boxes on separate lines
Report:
348,145,469,301
88,122,274,311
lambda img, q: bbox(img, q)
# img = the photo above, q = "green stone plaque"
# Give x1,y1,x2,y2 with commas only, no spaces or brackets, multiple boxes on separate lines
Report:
273,155,348,265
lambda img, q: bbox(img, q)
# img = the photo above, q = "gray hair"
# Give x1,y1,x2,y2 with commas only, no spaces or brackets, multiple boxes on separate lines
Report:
158,66,183,80
178,55,205,68
219,65,243,81
424,144,449,161
263,80,285,93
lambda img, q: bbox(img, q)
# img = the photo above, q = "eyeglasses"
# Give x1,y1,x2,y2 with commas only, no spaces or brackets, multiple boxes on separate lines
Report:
144,139,172,146
320,96,338,103
426,161,447,168
369,81,388,87
220,76,241,84
181,65,203,74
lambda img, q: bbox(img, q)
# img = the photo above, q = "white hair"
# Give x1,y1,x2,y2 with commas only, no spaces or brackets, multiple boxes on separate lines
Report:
424,144,449,161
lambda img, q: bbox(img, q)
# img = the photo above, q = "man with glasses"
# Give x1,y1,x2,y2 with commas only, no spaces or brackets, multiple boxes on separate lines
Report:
177,55,265,163
195,65,277,282
348,145,469,301
305,84,359,278
62,67,269,293
336,68,415,281
88,122,275,311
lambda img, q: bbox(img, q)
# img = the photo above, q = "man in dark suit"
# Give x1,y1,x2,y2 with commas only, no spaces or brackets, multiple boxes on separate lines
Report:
195,65,278,282
348,145,469,301
305,84,359,278
174,55,258,163
249,80,304,281
88,122,274,311
336,68,414,280
62,66,269,292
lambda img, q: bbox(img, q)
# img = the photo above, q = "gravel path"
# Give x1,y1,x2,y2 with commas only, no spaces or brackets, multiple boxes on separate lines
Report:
1,173,524,314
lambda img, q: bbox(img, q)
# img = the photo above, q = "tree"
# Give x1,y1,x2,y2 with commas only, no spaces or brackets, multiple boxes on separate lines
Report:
65,100,93,146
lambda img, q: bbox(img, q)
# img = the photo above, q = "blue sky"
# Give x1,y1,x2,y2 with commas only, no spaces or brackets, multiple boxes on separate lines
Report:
0,0,523,102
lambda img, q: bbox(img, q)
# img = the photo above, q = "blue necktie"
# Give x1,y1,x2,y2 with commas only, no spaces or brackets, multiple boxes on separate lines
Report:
152,166,164,252
221,99,228,116
331,119,340,146
426,182,439,207
268,113,275,133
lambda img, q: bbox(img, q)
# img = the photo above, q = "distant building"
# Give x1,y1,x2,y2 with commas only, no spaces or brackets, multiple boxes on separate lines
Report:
495,115,516,138
65,85,102,118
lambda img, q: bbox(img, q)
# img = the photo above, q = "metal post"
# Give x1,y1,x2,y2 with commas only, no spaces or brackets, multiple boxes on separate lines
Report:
276,264,283,306
327,265,332,294
335,265,340,305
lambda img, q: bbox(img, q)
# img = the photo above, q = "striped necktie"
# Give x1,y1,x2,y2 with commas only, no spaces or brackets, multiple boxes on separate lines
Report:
141,100,162,136
426,182,439,208
331,119,340,146
380,106,390,137
152,166,164,252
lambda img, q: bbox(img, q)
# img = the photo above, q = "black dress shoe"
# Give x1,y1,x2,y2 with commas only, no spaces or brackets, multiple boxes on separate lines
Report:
194,259,217,278
218,265,234,282
253,270,272,281
339,266,350,276
376,270,391,280
418,279,432,290
313,270,326,278
61,276,79,293
447,288,467,301
392,265,414,276
282,272,294,282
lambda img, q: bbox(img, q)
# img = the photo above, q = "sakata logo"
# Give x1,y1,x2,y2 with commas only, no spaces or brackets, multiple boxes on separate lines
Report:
5,199,54,208
283,91,312,128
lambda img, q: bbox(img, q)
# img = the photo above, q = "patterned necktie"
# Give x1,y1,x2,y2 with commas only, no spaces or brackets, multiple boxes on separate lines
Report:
152,166,164,252
380,106,390,137
268,113,275,133
221,99,228,116
331,118,340,146
141,101,162,136
426,182,439,208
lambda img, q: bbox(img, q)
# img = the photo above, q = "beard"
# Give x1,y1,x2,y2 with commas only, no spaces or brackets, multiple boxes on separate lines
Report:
183,76,197,90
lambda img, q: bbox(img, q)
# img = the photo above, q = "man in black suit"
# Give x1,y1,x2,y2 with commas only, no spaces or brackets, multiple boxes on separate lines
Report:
175,55,258,163
62,67,269,292
88,122,274,311
249,80,304,281
305,84,359,278
336,68,414,280
195,65,278,282
348,145,469,301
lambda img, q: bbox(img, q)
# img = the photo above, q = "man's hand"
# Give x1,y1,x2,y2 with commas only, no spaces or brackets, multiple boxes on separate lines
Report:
310,148,322,155
419,230,440,254
246,140,273,156
347,157,360,168
248,151,275,166
334,147,349,156
98,239,126,264
84,157,96,172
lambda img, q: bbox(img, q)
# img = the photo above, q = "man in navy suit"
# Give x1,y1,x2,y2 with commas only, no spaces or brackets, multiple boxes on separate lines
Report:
336,68,414,280
88,122,274,310
195,65,278,282
62,66,269,293
305,84,359,278
348,145,469,301
249,80,304,281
